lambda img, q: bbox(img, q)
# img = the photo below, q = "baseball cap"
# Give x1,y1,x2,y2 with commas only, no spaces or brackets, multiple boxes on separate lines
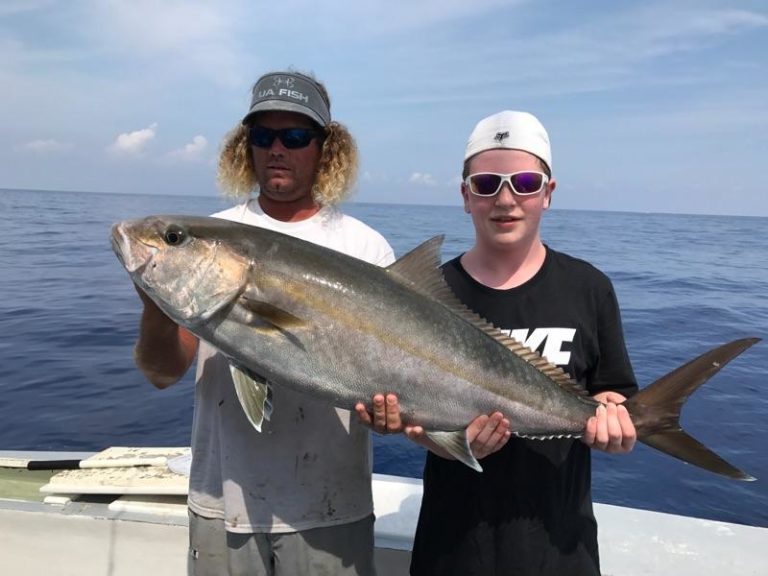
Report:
242,72,331,127
464,110,552,172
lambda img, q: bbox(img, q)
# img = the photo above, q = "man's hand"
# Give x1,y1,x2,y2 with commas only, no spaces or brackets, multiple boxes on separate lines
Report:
355,393,403,434
133,282,198,388
583,391,636,454
404,412,510,460
464,412,511,459
356,394,510,460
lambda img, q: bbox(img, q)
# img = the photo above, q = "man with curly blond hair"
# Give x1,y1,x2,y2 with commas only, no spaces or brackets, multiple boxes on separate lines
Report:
132,70,394,576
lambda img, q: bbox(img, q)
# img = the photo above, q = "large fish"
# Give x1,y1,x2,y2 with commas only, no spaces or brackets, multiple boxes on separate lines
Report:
111,215,758,480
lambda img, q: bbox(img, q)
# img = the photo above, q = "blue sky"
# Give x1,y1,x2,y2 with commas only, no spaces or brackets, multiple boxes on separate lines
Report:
2,0,767,216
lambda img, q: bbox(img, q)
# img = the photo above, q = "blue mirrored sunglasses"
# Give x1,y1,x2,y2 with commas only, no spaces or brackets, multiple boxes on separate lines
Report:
465,171,549,197
247,126,323,149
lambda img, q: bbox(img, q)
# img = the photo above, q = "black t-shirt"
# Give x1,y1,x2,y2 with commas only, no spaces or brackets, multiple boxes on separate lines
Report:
410,247,637,576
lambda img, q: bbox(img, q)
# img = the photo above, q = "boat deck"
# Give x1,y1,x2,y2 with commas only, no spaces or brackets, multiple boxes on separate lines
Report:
1,450,766,575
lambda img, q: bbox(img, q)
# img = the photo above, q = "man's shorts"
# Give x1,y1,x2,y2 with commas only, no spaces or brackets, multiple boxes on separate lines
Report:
188,510,376,576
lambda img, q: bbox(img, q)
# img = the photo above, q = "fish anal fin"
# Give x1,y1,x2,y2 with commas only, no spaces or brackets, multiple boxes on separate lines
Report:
230,365,273,432
424,429,482,472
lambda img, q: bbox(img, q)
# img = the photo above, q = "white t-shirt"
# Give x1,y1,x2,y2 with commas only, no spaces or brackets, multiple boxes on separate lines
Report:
187,199,395,533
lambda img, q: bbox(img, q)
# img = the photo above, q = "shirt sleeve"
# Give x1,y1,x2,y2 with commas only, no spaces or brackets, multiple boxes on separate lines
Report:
365,231,395,267
376,243,396,267
589,284,638,399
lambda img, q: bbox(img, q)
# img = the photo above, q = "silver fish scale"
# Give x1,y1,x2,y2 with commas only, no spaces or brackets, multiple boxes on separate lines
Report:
117,215,599,436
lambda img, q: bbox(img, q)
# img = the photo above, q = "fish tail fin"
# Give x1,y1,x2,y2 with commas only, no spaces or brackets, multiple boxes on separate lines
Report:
640,429,755,481
625,337,759,481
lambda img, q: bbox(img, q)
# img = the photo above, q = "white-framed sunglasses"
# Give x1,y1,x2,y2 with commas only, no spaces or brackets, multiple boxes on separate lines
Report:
464,171,549,197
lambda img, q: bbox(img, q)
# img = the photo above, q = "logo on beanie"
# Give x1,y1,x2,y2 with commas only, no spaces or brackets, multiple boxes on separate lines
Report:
257,75,309,104
494,131,509,143
272,76,295,88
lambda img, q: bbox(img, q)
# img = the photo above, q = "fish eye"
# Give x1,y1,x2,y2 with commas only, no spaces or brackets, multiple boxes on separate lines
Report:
163,226,186,246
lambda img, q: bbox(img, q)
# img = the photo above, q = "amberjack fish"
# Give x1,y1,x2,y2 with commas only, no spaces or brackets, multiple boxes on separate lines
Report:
111,215,759,480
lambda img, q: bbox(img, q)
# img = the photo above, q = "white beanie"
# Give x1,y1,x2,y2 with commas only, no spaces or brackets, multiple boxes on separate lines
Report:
464,110,552,172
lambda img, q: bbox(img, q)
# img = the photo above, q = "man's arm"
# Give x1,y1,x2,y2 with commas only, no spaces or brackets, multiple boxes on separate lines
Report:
582,283,638,454
133,288,199,389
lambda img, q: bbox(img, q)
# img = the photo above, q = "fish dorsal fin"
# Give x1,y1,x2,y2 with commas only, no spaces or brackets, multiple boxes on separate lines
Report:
386,235,445,295
466,316,587,396
388,236,586,396
452,307,586,395
386,236,482,309
501,337,587,396
445,301,586,395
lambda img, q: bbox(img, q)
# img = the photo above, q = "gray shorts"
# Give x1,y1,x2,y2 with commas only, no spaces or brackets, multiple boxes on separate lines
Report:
188,510,376,576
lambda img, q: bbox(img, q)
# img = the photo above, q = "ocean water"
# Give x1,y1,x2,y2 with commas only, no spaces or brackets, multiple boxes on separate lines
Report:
1,188,766,528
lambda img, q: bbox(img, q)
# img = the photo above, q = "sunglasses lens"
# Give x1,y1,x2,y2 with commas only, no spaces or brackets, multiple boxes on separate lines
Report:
280,128,316,149
469,174,503,196
468,172,547,196
248,127,319,149
510,172,545,195
248,126,275,148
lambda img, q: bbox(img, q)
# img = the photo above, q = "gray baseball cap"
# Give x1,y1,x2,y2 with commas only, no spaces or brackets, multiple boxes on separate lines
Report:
242,72,331,127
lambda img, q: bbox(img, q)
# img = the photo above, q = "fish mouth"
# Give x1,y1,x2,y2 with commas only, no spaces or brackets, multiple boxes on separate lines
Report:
110,222,156,274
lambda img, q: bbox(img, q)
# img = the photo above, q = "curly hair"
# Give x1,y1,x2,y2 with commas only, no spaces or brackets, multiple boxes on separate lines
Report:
217,73,359,206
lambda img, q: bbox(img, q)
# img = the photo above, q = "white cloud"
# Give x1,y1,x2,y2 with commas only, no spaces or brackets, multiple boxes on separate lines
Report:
2,1,767,215
108,123,157,156
167,135,208,162
16,138,73,153
409,172,437,186
359,170,393,184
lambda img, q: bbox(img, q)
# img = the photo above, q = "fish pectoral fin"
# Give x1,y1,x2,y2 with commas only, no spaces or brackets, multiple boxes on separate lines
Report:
239,298,308,331
230,365,273,432
425,430,483,473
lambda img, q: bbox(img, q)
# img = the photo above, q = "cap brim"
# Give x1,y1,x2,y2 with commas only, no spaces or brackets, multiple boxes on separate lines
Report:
242,101,326,127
